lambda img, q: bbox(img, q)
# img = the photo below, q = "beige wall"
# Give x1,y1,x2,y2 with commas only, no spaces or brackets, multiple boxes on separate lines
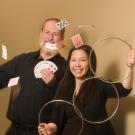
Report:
0,0,135,134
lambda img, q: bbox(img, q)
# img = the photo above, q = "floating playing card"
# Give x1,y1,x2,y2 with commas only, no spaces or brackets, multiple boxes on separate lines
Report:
56,19,69,30
34,60,58,78
8,77,20,87
71,34,84,48
1,44,7,60
45,42,57,50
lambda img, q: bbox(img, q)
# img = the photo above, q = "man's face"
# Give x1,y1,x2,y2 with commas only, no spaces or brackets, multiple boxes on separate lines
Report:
39,20,63,49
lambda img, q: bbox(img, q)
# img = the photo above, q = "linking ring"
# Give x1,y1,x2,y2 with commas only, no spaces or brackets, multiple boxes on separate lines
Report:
73,76,120,124
38,99,84,135
89,36,132,83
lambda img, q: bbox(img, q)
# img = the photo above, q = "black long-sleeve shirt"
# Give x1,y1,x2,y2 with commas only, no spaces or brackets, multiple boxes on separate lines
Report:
50,80,132,135
0,50,67,126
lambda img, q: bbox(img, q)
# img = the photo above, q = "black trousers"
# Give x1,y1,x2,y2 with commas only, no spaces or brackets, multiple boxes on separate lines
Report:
5,123,39,135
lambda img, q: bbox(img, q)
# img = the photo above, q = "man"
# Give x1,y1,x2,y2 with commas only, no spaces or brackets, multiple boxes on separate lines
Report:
0,18,67,135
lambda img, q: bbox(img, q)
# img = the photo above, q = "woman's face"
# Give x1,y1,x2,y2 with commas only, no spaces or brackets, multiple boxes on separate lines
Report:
69,49,89,79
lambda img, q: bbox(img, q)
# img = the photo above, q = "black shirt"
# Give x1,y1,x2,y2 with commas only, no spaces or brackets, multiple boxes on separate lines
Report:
51,79,131,135
0,50,67,126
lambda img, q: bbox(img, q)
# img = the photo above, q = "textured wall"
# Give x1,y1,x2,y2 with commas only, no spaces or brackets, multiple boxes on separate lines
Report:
0,0,135,134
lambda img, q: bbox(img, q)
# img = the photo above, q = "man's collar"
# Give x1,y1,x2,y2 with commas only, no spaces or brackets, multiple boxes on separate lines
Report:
32,50,60,61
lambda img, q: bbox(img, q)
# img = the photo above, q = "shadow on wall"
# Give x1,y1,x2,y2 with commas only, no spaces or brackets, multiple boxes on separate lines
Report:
105,63,135,135
111,97,135,135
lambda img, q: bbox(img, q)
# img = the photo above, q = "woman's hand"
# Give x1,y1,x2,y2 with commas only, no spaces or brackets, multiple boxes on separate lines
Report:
122,48,135,89
38,123,57,135
127,49,135,68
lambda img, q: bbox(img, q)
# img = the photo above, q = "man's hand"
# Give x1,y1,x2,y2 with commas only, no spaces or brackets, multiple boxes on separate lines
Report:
40,69,55,84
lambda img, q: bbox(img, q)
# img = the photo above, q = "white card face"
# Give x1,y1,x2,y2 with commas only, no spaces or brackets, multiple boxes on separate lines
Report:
1,44,7,60
34,60,58,78
55,19,69,30
8,77,20,87
34,61,47,78
45,61,58,73
45,42,57,50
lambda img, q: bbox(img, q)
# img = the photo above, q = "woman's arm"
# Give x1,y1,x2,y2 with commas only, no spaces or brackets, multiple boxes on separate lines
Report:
122,49,135,89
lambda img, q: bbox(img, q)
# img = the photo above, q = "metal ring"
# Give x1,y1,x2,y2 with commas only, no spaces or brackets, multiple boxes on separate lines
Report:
73,76,120,124
38,99,84,135
89,36,132,83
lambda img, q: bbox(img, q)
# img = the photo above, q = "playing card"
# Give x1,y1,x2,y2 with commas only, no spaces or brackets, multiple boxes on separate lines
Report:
34,61,58,78
8,77,20,87
1,44,7,60
71,34,84,48
45,42,57,50
46,61,58,73
56,19,69,30
34,61,48,78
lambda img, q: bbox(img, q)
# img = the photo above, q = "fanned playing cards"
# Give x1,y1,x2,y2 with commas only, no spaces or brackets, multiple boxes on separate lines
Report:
34,60,58,78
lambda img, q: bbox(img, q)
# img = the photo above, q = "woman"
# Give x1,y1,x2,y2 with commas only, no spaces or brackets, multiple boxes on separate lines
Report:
38,45,135,135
